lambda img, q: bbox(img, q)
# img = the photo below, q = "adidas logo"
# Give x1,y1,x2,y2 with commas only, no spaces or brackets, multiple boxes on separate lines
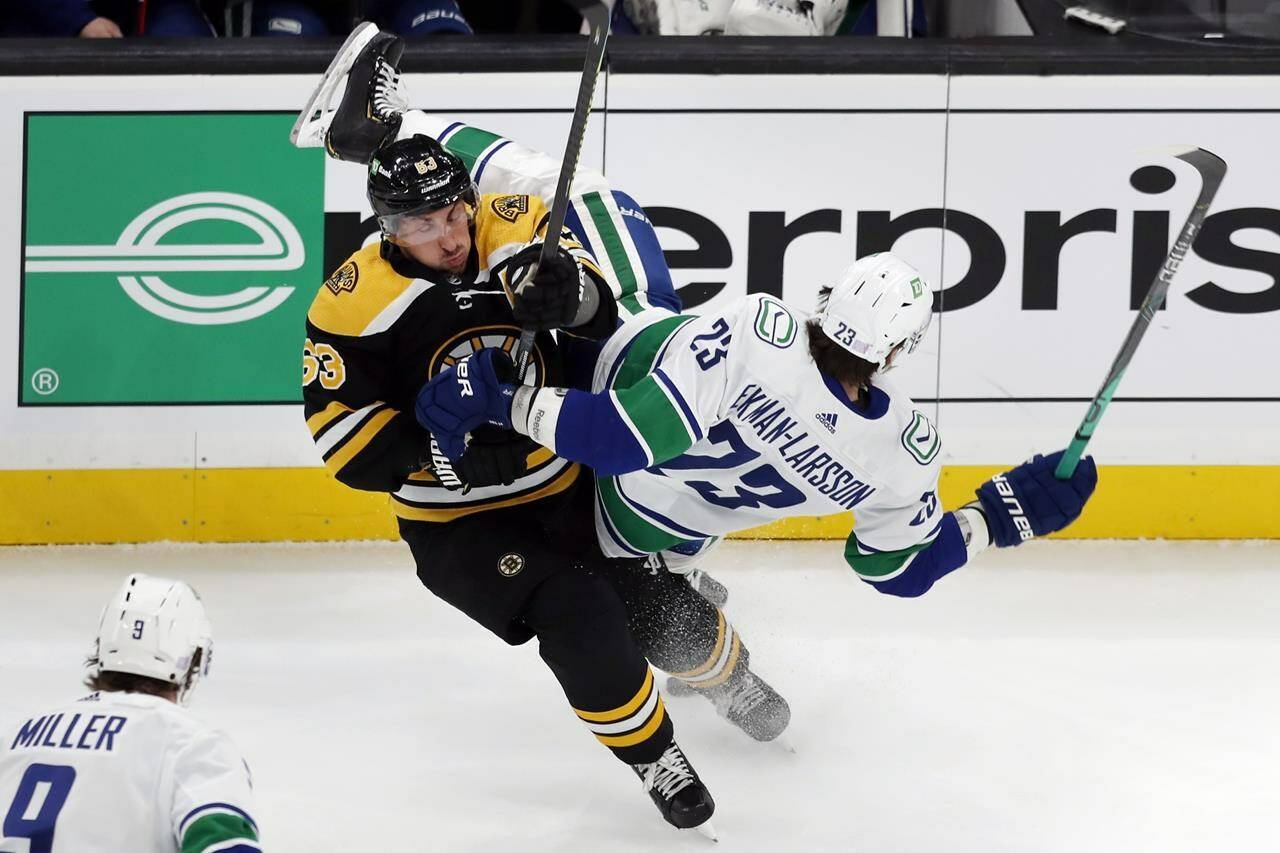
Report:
815,412,839,433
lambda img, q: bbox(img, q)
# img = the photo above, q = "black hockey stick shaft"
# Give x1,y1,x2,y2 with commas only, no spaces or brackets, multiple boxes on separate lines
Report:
513,1,610,381
1054,146,1226,479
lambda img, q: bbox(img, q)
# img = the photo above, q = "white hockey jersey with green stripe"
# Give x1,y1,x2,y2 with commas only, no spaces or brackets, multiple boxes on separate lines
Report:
525,294,945,562
0,692,259,853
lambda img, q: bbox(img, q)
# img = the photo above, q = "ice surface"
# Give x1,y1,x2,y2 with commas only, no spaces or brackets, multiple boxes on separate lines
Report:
2,540,1277,852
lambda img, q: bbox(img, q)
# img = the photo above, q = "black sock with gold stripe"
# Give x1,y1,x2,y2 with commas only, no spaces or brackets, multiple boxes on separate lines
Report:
525,569,674,765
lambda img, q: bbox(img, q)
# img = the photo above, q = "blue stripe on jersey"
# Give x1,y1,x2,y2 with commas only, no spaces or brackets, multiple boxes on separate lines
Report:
208,846,261,853
473,140,511,185
180,803,258,836
613,190,682,313
438,121,464,144
595,482,649,556
614,476,710,541
653,369,702,442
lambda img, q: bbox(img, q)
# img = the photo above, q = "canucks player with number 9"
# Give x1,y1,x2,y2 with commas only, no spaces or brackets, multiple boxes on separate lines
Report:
418,253,1100,614
0,574,260,853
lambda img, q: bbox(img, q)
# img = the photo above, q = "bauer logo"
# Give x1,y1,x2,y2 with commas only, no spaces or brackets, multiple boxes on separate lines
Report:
19,113,323,405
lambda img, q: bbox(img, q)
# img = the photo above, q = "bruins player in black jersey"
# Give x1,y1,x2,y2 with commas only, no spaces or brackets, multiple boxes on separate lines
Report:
302,129,720,832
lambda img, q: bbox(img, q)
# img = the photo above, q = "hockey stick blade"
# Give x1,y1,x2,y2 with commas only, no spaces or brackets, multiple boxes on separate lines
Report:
1054,146,1227,479
512,2,610,381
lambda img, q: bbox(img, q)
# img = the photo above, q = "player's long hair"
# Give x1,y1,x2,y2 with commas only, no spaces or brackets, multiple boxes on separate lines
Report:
807,286,879,393
84,648,203,699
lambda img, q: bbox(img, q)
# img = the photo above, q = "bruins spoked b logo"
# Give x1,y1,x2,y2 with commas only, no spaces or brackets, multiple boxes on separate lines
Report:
497,553,526,577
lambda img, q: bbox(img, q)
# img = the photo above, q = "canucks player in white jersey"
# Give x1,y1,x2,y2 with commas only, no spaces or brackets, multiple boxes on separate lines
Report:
0,575,260,853
415,250,1099,615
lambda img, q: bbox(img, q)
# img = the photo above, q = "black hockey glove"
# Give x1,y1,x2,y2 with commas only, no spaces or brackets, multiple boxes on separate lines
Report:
508,242,584,331
455,427,534,488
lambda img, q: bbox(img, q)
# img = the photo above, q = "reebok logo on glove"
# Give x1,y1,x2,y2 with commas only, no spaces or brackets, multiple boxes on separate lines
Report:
990,473,1033,542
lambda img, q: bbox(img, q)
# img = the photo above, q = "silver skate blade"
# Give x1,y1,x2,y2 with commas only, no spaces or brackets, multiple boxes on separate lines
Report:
693,821,719,842
770,734,797,754
290,22,381,148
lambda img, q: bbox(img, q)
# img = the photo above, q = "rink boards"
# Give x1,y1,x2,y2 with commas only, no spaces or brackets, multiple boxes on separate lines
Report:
0,72,1277,543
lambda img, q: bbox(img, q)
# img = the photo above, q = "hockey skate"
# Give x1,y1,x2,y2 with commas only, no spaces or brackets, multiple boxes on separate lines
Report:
290,22,407,162
687,569,729,607
632,740,717,837
669,663,791,744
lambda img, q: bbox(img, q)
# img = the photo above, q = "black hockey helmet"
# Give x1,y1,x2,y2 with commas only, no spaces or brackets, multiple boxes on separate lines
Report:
368,134,477,244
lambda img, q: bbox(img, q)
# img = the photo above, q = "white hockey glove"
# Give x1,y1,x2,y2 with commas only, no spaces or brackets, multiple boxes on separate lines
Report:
624,0,735,34
725,0,820,35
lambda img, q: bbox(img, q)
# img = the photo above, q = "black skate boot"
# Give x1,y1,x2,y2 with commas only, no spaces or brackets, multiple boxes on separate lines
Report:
291,22,407,163
632,741,716,832
675,663,791,743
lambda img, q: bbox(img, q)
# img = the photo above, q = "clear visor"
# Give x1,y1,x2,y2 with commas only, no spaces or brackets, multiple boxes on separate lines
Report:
379,200,475,247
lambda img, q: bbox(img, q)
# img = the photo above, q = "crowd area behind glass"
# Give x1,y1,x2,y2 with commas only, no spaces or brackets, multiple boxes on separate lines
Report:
3,1,1275,43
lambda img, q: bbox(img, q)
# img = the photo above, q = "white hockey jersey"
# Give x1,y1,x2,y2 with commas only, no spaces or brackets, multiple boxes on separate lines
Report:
0,691,259,853
524,294,945,576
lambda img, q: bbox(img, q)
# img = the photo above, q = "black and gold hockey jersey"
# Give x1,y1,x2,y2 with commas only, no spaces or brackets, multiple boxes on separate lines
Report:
302,193,611,523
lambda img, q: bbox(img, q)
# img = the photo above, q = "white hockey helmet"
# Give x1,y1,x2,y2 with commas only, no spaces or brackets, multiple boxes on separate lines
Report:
816,252,933,366
89,574,213,705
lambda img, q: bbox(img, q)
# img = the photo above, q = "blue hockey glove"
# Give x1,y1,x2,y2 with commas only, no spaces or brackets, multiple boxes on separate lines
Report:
975,450,1098,548
414,349,517,461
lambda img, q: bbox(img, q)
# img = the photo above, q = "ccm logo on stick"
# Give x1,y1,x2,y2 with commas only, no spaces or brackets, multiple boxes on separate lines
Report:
991,473,1034,541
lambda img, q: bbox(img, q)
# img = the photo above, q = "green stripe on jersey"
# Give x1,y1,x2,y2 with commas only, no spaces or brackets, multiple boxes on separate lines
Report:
843,533,933,580
617,377,696,465
613,314,693,390
598,477,683,554
182,812,258,853
582,192,644,315
442,126,503,172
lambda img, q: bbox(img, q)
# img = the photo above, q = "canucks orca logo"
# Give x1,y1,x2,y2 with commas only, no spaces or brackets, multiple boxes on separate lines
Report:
901,411,941,465
24,192,303,326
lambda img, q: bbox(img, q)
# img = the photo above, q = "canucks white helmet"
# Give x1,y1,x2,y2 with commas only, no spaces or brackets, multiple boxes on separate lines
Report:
89,574,213,705
816,252,933,366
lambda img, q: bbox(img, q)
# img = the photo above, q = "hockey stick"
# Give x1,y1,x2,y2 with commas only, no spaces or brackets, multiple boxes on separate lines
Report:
512,0,610,381
1054,146,1227,480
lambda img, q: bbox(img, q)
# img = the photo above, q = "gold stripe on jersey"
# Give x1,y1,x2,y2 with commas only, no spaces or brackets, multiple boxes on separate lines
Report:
402,446,555,486
307,243,414,338
306,401,353,436
324,407,400,477
391,462,580,522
